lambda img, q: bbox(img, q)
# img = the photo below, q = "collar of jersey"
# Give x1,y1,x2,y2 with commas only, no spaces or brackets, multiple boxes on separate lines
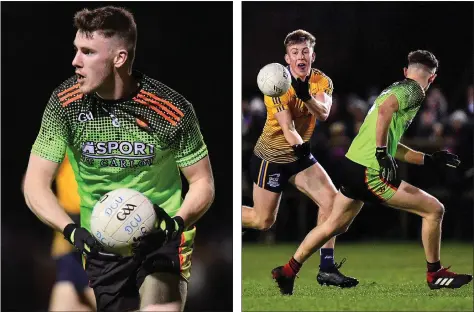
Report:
92,70,144,104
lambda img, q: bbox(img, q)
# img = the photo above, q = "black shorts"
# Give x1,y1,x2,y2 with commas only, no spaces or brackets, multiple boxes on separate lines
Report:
339,157,402,204
85,232,184,312
55,251,90,293
250,153,317,193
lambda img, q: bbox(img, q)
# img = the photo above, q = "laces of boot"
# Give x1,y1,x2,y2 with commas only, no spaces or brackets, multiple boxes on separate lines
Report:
335,257,347,269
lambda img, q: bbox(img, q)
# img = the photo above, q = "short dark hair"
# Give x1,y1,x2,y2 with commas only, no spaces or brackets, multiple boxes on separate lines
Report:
74,6,137,61
284,29,316,50
407,50,438,72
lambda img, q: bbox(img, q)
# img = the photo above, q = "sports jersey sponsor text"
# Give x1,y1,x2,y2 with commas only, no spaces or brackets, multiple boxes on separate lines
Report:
81,141,155,168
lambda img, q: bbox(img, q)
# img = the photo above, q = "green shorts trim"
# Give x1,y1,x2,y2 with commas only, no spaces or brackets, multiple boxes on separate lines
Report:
365,168,399,202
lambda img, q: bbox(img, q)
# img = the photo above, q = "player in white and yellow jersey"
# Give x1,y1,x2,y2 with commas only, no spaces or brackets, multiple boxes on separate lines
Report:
242,29,358,293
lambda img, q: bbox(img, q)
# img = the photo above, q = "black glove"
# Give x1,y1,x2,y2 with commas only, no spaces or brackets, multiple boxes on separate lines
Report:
424,150,461,168
292,141,311,159
132,205,185,258
291,75,312,102
375,146,398,181
63,223,120,260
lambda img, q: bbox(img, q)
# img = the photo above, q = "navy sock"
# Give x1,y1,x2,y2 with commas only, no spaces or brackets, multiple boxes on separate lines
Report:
320,248,335,270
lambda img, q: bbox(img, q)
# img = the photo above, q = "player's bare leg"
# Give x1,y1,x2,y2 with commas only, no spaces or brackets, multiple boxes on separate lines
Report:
272,191,363,294
292,192,363,263
83,287,97,311
290,162,337,250
139,272,187,312
386,181,472,289
49,282,94,311
242,183,282,230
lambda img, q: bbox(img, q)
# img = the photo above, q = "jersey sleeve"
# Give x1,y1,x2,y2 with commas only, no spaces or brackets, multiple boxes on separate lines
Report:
263,92,291,114
170,99,208,167
320,76,334,96
31,93,69,163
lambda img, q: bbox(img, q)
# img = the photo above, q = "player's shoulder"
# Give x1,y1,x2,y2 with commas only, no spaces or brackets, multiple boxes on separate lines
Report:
310,68,332,83
138,72,193,112
50,75,83,108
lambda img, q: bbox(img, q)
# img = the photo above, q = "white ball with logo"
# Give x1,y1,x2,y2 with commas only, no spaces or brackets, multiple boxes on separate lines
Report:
90,188,157,256
257,63,292,97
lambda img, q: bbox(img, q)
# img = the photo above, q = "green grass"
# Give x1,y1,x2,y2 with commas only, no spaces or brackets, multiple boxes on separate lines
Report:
242,242,473,311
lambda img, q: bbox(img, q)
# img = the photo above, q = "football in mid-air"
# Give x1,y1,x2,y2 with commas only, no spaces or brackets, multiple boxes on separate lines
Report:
257,63,291,97
90,188,157,256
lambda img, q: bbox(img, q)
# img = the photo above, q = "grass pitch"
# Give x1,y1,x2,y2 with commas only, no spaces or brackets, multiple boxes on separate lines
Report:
242,242,473,311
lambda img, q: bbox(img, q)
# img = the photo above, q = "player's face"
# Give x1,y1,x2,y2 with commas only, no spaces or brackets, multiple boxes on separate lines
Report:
285,42,315,79
72,31,115,94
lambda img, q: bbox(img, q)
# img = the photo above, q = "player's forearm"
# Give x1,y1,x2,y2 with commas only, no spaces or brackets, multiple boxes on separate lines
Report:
303,93,331,121
175,177,215,229
23,182,73,232
395,143,424,165
282,127,304,146
375,105,394,147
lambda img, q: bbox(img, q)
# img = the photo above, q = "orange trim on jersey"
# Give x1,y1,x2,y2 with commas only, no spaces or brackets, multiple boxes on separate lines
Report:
57,84,80,97
62,94,83,107
139,90,184,117
133,98,177,126
59,88,81,102
136,118,149,129
136,93,181,122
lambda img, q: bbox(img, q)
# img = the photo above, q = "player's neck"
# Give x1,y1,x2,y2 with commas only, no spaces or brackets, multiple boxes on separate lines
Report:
406,74,427,91
96,71,138,101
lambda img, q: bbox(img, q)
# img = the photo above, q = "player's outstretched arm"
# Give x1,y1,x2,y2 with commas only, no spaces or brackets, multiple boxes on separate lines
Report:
303,92,332,121
176,156,215,229
23,154,74,232
395,143,424,164
291,75,332,120
274,110,304,146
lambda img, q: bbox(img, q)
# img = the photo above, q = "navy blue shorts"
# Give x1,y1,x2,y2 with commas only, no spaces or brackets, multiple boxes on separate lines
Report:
250,153,317,193
55,251,90,293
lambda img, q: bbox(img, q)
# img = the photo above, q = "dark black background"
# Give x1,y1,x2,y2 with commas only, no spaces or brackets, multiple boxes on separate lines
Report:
2,2,233,311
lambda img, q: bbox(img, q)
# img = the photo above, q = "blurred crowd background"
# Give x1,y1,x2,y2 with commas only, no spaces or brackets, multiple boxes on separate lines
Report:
2,2,232,311
242,2,473,244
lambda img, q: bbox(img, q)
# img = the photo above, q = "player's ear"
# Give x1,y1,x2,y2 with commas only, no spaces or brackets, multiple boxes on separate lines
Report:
403,67,408,77
428,73,437,83
311,52,316,63
284,54,290,65
114,49,128,69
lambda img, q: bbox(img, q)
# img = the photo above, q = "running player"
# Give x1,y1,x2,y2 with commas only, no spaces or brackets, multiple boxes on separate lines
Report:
243,29,358,293
23,6,214,312
272,50,473,294
49,155,96,311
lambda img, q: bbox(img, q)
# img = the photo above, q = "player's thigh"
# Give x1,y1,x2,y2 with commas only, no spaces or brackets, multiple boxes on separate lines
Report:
83,287,97,311
290,162,337,209
139,272,187,311
252,182,282,218
385,180,443,218
49,282,89,311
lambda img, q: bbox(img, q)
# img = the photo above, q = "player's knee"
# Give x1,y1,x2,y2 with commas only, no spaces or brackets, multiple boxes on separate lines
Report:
255,215,276,231
428,200,445,221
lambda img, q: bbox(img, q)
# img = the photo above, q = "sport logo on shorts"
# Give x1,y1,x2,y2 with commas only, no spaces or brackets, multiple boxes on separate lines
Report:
268,173,281,188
